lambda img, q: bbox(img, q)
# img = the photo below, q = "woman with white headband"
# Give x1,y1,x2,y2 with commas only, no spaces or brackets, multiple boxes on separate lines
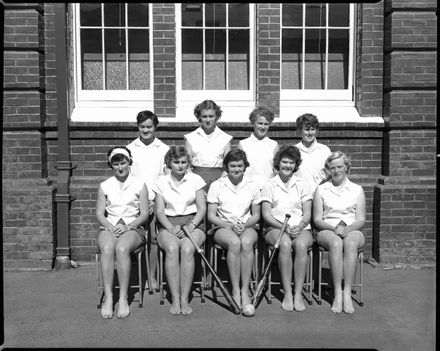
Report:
96,146,149,319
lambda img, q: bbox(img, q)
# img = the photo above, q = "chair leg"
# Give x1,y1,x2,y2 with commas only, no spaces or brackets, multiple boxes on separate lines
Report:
317,250,323,305
137,251,143,308
267,249,272,304
358,252,364,306
159,250,165,305
144,243,153,295
212,248,218,300
96,253,103,309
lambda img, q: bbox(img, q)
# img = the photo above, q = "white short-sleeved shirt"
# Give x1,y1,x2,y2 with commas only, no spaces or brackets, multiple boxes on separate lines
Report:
295,140,331,194
152,172,206,216
207,176,261,224
238,134,278,188
100,174,145,226
127,137,170,200
260,174,312,228
317,178,363,227
184,126,233,167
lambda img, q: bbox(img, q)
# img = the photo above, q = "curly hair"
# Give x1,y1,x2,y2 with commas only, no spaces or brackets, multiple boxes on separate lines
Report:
272,144,302,173
164,145,191,168
222,148,250,172
296,113,319,131
193,100,223,122
248,106,275,124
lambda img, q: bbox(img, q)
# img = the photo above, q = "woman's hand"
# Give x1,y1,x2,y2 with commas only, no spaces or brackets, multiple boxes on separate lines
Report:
170,225,185,239
113,223,126,237
232,222,245,236
334,225,347,238
289,225,301,239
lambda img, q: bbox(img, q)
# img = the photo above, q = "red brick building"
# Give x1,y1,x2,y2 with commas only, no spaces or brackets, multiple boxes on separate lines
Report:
3,2,437,269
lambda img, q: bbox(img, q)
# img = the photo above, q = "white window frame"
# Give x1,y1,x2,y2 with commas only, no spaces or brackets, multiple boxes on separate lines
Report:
175,3,256,122
280,3,355,104
71,3,154,122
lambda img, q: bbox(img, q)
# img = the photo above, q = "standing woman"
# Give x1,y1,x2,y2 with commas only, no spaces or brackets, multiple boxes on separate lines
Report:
237,106,279,189
294,113,331,194
184,100,233,189
261,145,313,312
127,110,170,290
153,146,206,315
313,151,366,314
96,146,149,319
207,149,261,316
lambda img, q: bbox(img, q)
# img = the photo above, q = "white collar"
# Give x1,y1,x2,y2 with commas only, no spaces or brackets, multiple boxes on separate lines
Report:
133,137,161,148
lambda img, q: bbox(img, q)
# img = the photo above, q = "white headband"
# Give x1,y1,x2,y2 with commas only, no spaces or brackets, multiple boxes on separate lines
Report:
108,148,131,163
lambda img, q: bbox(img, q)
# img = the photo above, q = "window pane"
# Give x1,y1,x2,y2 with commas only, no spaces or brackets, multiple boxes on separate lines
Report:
305,3,325,27
229,30,249,90
128,29,149,90
329,4,349,27
104,3,125,27
304,29,326,89
182,3,203,26
81,29,102,90
282,4,302,27
228,4,249,27
80,4,101,27
282,29,302,89
206,3,226,27
182,29,203,90
328,29,349,89
205,29,226,89
127,3,149,27
105,29,126,90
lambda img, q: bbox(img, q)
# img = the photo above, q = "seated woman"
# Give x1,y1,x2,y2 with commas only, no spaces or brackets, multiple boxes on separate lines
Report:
207,149,261,316
96,146,149,319
261,144,313,312
237,106,279,189
313,151,366,314
153,146,206,315
184,99,233,190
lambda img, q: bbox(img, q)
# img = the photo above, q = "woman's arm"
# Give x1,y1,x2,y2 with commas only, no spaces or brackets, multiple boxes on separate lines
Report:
261,201,286,230
188,189,207,232
125,184,149,229
312,188,335,231
207,202,233,229
245,202,261,228
96,185,115,232
343,187,366,235
223,141,232,158
155,193,177,233
184,139,194,165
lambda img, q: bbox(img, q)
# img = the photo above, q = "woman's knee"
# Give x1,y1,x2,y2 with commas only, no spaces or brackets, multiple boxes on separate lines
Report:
328,236,343,253
180,243,196,259
240,236,256,253
99,243,115,256
278,236,292,253
292,238,310,254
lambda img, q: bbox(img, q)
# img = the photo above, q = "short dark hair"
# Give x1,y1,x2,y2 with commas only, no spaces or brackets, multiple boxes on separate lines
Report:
272,144,302,173
296,113,319,131
106,145,133,168
164,145,191,168
136,110,159,127
193,100,222,122
222,148,250,172
249,106,275,124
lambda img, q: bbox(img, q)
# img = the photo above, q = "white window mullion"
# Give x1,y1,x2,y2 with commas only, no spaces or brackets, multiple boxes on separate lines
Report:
325,4,329,90
202,4,206,90
302,4,305,90
101,5,106,91
125,4,129,90
225,4,229,90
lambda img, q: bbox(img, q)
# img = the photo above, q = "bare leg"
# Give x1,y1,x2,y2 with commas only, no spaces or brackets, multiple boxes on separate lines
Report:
98,230,116,319
214,228,242,308
342,230,365,314
148,216,158,290
158,230,181,315
180,228,206,315
265,229,293,311
239,228,258,307
317,230,343,313
291,230,313,312
115,231,144,318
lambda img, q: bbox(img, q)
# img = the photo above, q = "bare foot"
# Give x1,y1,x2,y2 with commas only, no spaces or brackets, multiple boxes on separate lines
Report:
150,278,158,291
101,296,114,319
181,299,193,316
331,292,343,313
343,291,355,314
170,300,181,315
232,290,242,310
293,293,306,312
117,299,130,318
281,291,294,311
241,289,251,308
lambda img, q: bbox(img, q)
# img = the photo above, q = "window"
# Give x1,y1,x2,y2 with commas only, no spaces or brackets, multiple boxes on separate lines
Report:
281,3,354,102
72,3,153,121
176,3,255,121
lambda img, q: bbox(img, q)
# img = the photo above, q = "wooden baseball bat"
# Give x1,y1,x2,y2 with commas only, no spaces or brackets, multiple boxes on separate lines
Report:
252,214,291,308
181,225,241,315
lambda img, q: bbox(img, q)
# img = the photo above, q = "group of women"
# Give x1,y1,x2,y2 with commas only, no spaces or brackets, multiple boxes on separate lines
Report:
95,100,366,319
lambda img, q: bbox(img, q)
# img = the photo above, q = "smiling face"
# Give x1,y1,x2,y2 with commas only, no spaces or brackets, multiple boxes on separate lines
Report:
278,156,296,179
252,115,270,140
326,157,347,184
226,159,245,183
300,126,317,147
111,157,131,181
169,156,190,178
199,109,217,134
138,118,157,145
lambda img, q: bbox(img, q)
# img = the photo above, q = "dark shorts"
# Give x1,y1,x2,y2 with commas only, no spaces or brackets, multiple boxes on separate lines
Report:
192,166,223,192
99,218,147,243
